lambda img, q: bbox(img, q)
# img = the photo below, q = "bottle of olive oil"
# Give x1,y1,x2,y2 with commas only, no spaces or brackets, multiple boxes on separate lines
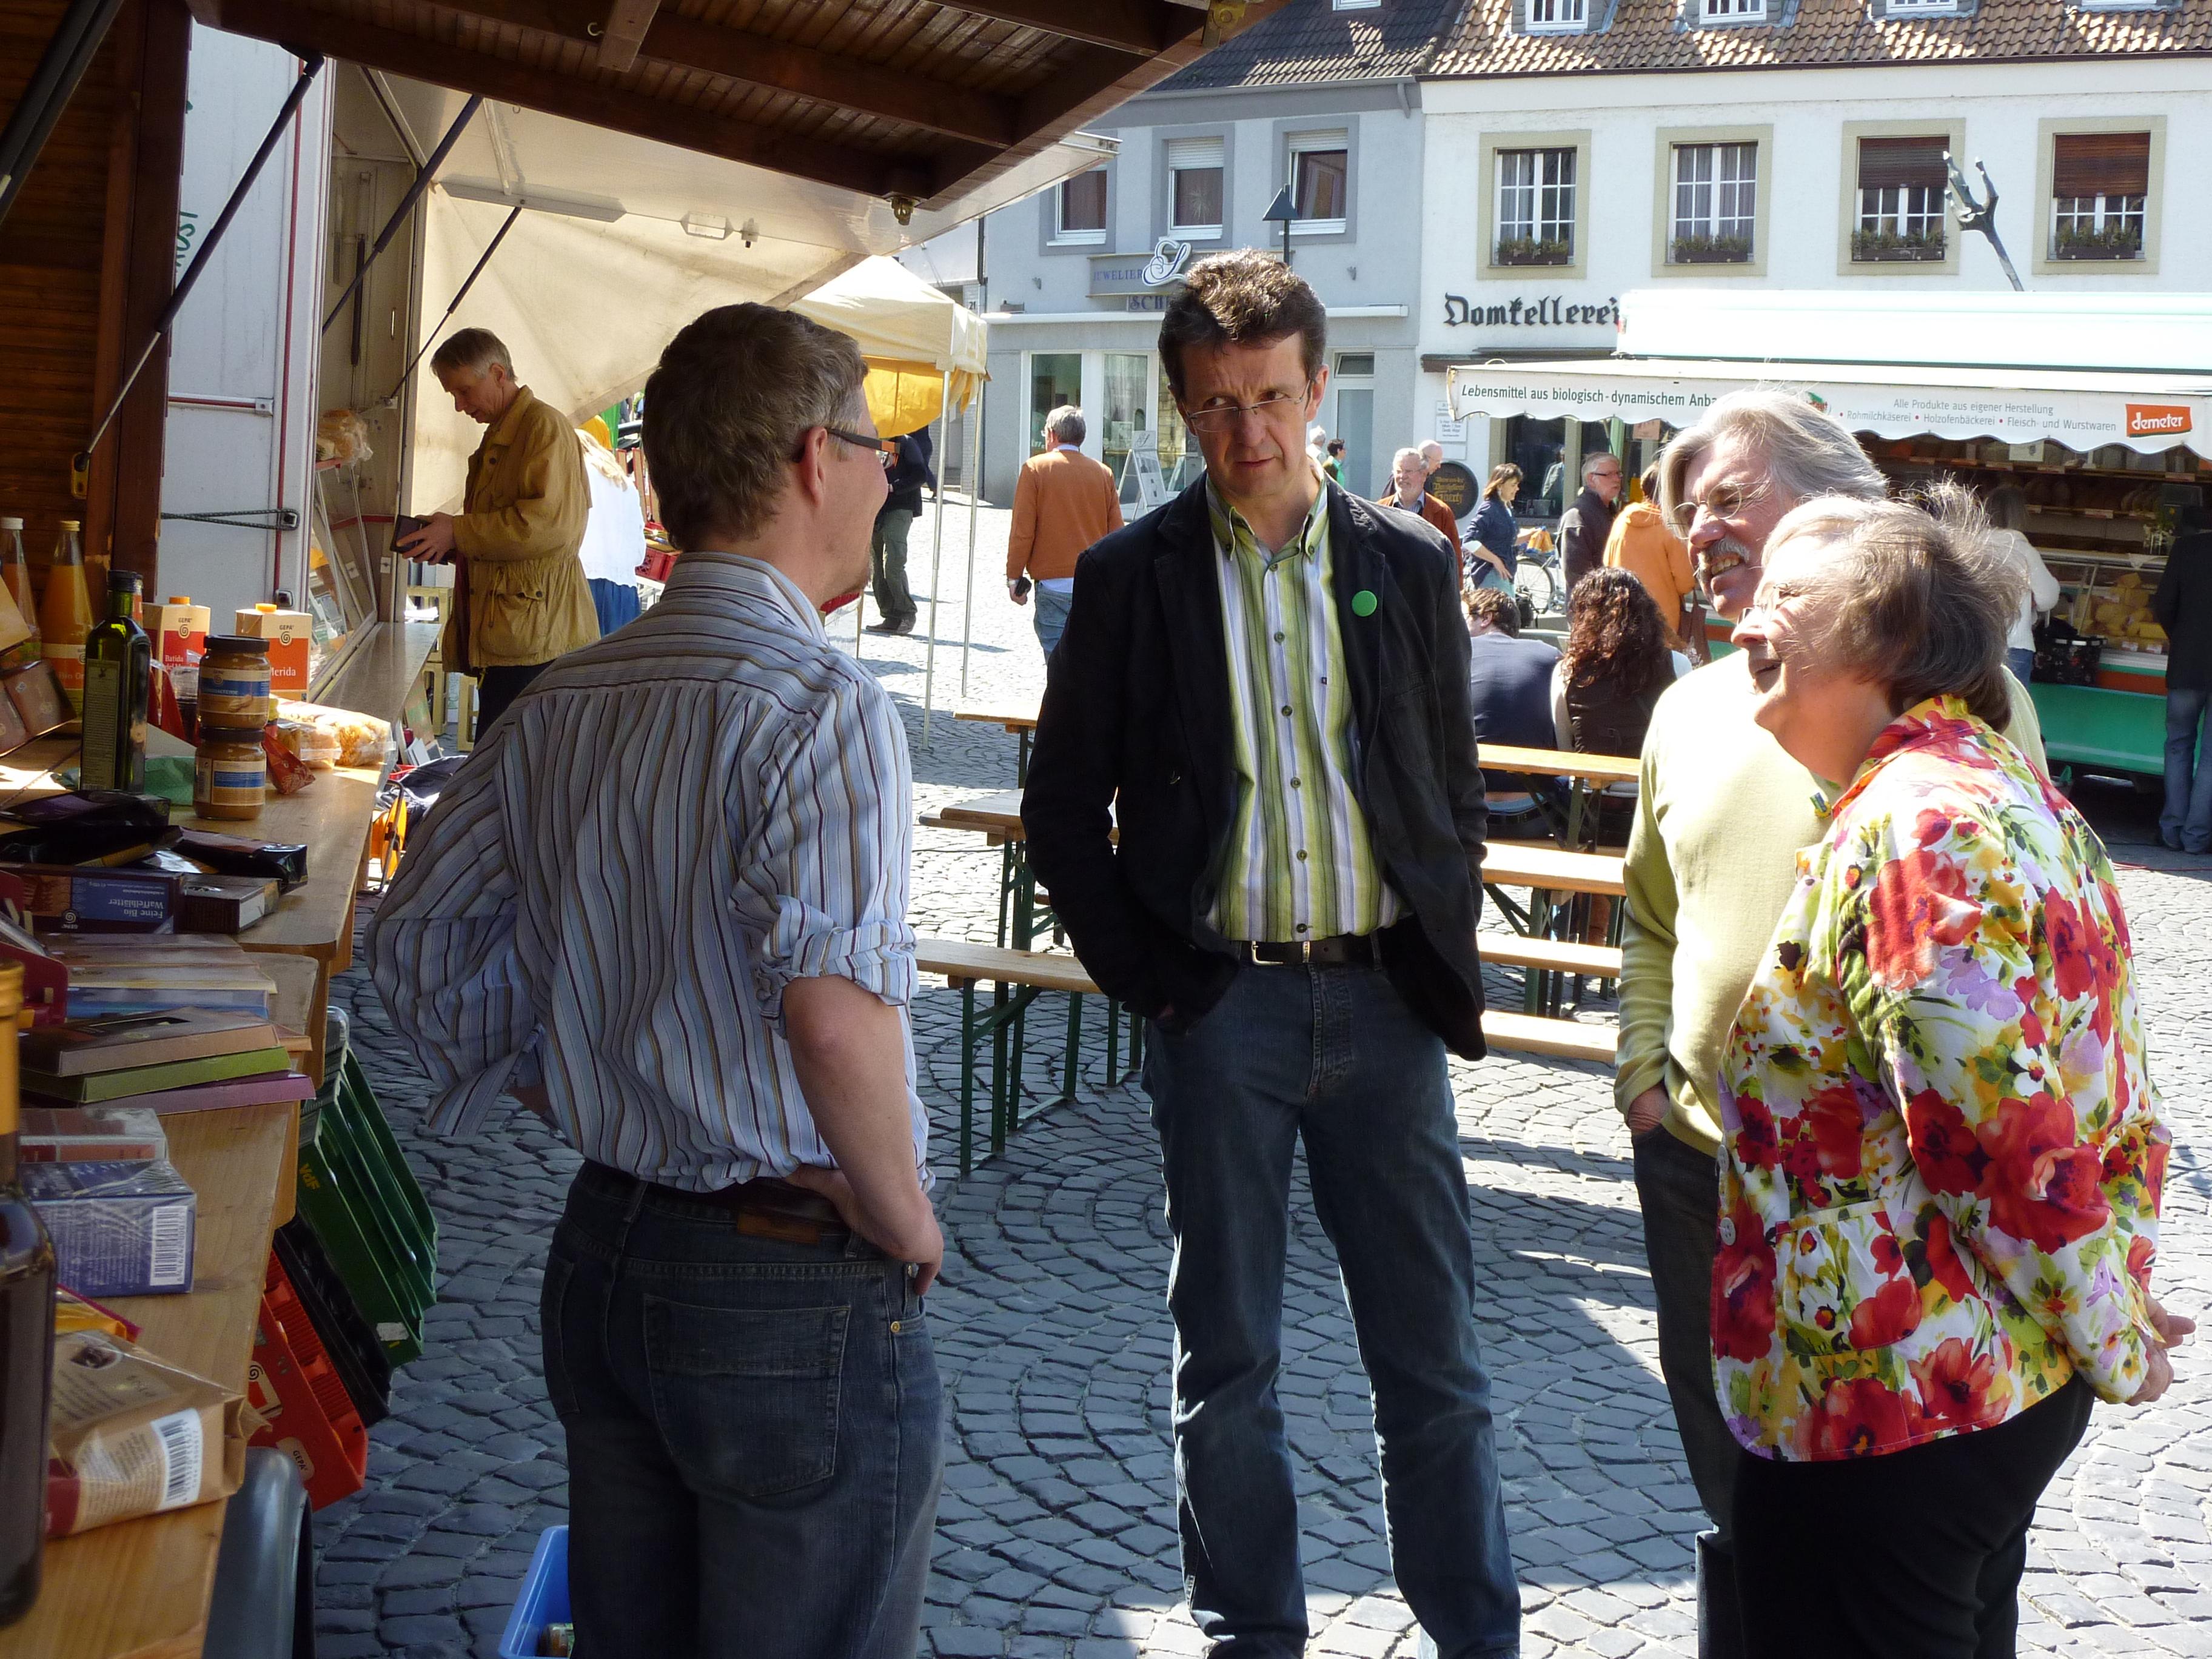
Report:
39,522,92,716
81,569,151,793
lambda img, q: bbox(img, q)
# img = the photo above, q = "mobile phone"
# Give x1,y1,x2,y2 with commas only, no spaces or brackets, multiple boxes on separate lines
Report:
392,514,427,557
1012,577,1032,600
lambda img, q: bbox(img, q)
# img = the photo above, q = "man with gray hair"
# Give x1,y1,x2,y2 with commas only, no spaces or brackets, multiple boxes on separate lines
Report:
400,327,598,731
1621,388,2047,1659
1557,448,1623,594
372,303,943,1659
1007,404,1122,655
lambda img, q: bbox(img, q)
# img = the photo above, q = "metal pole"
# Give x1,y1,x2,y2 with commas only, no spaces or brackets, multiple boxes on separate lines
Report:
76,51,326,480
323,95,483,332
0,0,125,233
378,204,523,406
922,372,950,743
960,384,980,698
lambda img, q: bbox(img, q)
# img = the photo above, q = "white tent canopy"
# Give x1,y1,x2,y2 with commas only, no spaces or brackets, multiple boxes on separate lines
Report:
395,82,1107,512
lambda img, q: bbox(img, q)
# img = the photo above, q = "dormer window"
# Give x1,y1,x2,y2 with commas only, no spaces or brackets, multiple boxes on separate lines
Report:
1883,0,1959,13
1526,0,1589,29
1702,0,1767,18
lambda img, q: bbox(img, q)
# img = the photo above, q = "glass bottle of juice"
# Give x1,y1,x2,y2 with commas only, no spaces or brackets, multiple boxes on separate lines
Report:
38,521,93,716
0,523,35,668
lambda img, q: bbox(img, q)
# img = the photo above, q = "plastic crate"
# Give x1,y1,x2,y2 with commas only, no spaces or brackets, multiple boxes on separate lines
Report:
295,1109,424,1364
498,1525,571,1659
247,1259,369,1510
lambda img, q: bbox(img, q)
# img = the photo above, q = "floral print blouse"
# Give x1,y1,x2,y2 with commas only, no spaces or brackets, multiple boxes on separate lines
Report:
1715,696,2168,1462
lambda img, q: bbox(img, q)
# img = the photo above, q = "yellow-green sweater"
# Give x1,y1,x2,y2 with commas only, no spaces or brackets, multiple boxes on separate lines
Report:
1617,654,2048,1155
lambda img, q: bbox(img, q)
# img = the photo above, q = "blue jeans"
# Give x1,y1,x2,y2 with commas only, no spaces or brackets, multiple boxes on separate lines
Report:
2164,685,2212,853
542,1164,943,1659
589,577,642,638
2006,646,2036,687
1033,582,1074,657
1143,963,1520,1658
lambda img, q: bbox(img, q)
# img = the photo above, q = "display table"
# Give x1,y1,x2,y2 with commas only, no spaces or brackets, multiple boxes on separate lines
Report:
0,1102,297,1659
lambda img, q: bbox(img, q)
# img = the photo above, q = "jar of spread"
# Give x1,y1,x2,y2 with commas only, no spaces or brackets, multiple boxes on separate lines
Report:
193,722,266,820
198,635,272,725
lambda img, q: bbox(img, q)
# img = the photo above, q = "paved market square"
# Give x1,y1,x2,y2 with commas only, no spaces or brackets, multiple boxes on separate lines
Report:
315,497,2212,1659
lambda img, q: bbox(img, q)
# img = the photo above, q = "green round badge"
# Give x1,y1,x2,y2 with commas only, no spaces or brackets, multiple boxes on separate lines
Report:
1352,589,1378,617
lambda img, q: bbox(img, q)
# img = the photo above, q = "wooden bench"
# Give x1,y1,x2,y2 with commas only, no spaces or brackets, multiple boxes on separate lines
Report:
1480,934,1621,980
914,937,1616,1173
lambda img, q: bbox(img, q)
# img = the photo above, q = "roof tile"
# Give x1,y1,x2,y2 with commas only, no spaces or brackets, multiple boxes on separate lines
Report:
1159,0,1467,89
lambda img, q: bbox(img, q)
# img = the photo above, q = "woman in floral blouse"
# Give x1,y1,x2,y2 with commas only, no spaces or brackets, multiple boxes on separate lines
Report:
1715,488,2188,1658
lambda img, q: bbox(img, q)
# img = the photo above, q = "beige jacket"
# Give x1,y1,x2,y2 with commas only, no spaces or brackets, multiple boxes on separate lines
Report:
450,386,598,671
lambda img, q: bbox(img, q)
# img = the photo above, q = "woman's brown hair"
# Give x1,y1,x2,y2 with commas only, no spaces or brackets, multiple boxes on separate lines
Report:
1560,568,1672,702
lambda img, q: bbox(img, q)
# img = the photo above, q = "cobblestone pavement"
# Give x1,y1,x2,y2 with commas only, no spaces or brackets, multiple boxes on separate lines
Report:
315,497,2212,1658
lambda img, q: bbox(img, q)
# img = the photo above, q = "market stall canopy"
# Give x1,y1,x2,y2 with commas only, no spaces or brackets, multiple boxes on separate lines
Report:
188,0,1278,210
792,257,989,438
1447,357,2212,457
1616,290,2212,378
390,84,1090,509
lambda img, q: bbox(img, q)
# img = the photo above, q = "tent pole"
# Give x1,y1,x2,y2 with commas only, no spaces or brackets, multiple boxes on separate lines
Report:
922,372,950,743
960,385,980,698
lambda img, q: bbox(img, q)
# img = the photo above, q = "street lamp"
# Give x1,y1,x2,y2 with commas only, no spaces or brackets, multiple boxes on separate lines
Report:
1262,186,1295,265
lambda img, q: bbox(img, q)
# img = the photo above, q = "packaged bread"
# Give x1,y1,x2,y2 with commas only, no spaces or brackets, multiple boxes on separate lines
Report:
270,718,340,769
46,1329,252,1536
274,700,390,768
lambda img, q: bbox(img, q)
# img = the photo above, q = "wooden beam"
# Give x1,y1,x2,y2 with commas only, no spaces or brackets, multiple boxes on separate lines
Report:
198,0,934,199
642,13,1019,147
1013,43,1165,146
594,0,656,71
924,0,1184,57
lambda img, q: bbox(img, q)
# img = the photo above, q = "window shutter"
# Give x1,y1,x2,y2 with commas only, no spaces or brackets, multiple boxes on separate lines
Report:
2052,132,2150,198
1857,135,1949,191
1165,136,1225,173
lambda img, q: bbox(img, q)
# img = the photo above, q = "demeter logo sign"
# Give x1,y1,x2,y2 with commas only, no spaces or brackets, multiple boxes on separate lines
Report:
2126,404,2193,437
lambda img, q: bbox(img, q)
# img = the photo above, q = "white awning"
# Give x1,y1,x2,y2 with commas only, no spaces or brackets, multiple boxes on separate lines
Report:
1445,357,2212,455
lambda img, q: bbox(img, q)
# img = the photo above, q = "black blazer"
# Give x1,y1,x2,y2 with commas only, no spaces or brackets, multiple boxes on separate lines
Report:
1022,475,1490,1060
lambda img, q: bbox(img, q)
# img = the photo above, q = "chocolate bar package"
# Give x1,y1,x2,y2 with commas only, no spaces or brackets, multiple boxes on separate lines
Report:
170,830,308,891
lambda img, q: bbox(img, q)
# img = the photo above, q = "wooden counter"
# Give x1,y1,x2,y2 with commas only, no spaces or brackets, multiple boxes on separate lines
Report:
0,1101,298,1659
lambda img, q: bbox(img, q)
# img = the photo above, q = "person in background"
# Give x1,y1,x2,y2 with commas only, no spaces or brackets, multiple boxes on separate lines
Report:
369,304,944,1659
1558,449,1623,595
1466,583,1561,840
400,327,599,732
1605,463,1701,658
575,423,649,638
1470,464,1521,595
1720,489,2181,1658
2152,518,2212,853
1379,446,1465,560
1627,389,2050,1659
1323,438,1347,484
865,426,935,636
1419,439,1446,484
1023,249,1518,1659
1983,484,2060,685
1550,568,1691,843
1007,405,1122,657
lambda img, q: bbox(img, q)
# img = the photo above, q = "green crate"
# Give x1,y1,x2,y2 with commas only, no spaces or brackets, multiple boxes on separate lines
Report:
296,1113,424,1365
340,1054,438,1252
316,1093,434,1316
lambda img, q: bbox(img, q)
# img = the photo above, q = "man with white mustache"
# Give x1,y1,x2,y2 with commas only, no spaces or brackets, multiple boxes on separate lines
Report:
1620,390,2048,1659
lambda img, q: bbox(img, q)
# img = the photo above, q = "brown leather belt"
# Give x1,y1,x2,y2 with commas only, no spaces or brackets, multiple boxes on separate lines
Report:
1240,933,1381,968
663,1175,848,1245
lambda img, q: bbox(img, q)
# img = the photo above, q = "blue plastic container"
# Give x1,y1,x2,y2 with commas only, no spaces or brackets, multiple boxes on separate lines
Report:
498,1526,570,1659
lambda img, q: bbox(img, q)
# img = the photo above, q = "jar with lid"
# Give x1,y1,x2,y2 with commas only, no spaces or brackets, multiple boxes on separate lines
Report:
197,635,271,726
193,723,266,820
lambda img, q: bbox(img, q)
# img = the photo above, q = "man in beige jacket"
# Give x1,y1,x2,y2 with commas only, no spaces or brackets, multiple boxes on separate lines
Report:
1007,406,1122,656
401,329,598,731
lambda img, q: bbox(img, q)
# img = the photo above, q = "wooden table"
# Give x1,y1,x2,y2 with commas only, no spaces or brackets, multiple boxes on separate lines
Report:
0,1101,297,1659
1480,745,1640,788
953,708,1041,785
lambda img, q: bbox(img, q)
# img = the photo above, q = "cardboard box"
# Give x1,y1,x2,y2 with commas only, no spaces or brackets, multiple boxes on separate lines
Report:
24,1157,197,1296
233,606,312,697
2,864,179,934
153,598,210,700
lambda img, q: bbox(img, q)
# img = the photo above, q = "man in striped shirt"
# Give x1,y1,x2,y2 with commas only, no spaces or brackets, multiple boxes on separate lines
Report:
368,305,942,1659
1025,253,1517,1657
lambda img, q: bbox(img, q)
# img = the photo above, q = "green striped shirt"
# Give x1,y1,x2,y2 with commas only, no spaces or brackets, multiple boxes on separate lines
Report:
1206,479,1400,943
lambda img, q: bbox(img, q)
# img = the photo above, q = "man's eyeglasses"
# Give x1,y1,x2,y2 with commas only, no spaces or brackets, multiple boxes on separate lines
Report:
819,425,893,469
1183,385,1313,434
1667,478,1771,535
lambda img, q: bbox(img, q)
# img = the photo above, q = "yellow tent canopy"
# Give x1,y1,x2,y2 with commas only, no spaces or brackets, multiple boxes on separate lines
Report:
791,258,989,438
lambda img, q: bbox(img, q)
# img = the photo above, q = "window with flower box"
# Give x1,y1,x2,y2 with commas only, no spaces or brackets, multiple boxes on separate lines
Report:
1853,135,1948,263
2050,132,2149,262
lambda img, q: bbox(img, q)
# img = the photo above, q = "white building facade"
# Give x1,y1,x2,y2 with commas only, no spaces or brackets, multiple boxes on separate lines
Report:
1416,0,2212,521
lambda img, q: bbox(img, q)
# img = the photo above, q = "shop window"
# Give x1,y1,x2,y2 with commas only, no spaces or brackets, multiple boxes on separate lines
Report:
1054,169,1107,246
1526,0,1589,28
1670,141,1756,264
1496,147,1576,265
1853,136,1948,263
1167,137,1225,240
1289,133,1349,233
2051,132,2149,261
1028,354,1082,456
1102,353,1150,499
1701,0,1767,18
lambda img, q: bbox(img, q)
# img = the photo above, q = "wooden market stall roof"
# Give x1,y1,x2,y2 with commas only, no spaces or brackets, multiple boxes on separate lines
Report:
184,0,1287,209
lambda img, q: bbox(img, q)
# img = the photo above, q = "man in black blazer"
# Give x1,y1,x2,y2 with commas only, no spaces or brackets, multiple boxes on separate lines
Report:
1024,252,1518,1658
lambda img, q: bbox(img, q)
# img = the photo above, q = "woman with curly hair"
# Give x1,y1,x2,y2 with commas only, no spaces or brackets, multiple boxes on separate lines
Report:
1717,486,2183,1658
1549,567,1692,842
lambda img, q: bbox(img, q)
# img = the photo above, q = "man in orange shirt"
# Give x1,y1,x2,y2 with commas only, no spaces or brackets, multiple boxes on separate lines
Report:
1604,462,1703,657
1008,406,1124,655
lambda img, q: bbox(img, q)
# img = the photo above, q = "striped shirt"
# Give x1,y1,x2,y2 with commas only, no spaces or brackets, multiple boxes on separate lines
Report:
1206,477,1401,943
364,550,927,1193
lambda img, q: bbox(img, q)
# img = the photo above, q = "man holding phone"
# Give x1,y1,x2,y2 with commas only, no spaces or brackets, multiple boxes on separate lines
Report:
1006,405,1122,657
400,328,598,732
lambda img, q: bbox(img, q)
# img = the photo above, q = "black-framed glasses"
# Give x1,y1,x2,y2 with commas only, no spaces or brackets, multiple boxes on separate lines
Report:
817,424,893,469
1183,384,1314,434
1667,477,1772,535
